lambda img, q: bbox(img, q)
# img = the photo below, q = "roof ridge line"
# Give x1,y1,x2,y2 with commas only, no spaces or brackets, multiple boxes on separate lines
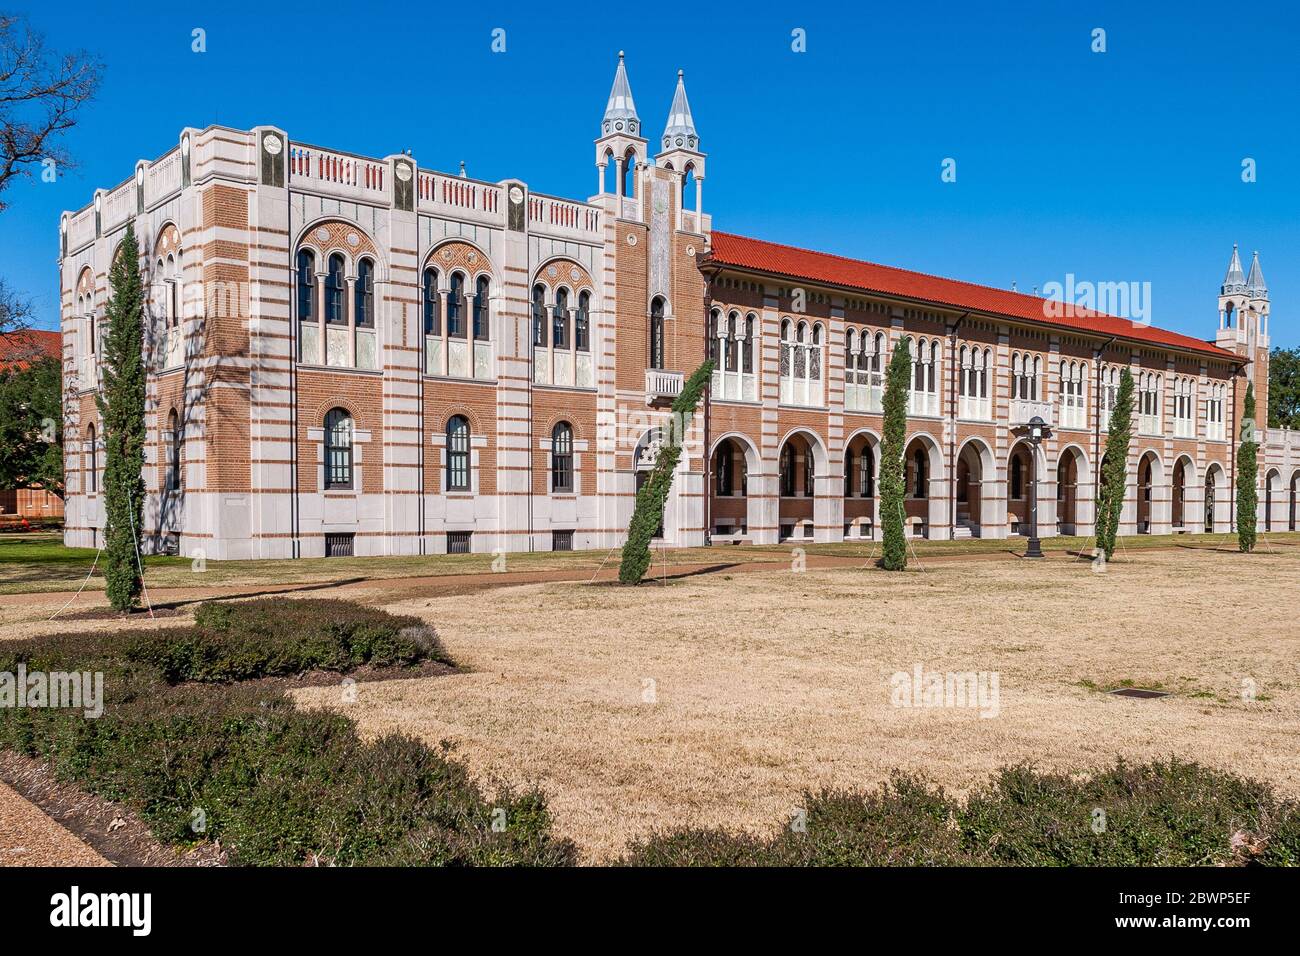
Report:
709,230,1100,315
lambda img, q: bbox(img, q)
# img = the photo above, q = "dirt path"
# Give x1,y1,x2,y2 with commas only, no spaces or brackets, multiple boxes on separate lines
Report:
0,779,108,867
3,546,1061,612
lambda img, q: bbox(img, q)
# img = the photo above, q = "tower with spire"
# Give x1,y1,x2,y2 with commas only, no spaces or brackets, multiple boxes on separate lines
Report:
656,70,706,228
1216,244,1271,429
594,52,647,201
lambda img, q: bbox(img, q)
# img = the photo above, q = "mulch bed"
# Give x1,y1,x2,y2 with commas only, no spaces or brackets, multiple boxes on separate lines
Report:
0,751,224,867
0,660,458,867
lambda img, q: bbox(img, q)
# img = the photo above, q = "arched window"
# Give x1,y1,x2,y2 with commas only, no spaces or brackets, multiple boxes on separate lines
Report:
861,443,875,498
166,408,181,491
165,254,179,328
551,421,573,493
649,297,665,370
532,284,547,348
576,291,591,351
354,258,374,328
446,415,470,491
913,448,927,498
87,424,97,493
324,408,353,490
473,275,490,340
803,444,814,497
423,268,441,335
553,287,569,348
447,273,465,338
742,314,755,373
1011,454,1024,500
707,308,720,365
844,448,855,497
296,250,315,321
725,312,739,372
325,254,346,325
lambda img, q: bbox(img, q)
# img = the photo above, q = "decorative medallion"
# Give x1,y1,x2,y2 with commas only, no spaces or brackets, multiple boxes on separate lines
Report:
615,122,624,131
467,252,478,264
135,166,144,186
570,267,580,282
509,185,524,204
315,227,329,242
686,246,696,258
443,250,453,261
626,234,637,246
263,134,282,155
547,265,558,278
346,232,359,247
675,136,684,147
395,162,412,181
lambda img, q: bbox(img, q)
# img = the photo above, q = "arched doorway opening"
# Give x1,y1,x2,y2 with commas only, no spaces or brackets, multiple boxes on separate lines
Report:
1171,456,1191,531
1265,469,1282,532
711,435,758,539
1204,463,1227,532
1136,451,1161,534
1056,446,1086,536
1007,441,1036,536
955,438,995,538
778,431,819,541
843,432,878,540
902,434,943,538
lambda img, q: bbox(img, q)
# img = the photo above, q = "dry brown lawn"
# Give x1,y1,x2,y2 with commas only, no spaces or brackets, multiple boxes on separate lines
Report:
293,546,1300,863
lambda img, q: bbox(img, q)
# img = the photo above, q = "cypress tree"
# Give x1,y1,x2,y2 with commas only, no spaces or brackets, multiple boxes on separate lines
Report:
1237,383,1258,553
1094,367,1134,560
878,338,911,570
97,223,147,612
618,360,715,584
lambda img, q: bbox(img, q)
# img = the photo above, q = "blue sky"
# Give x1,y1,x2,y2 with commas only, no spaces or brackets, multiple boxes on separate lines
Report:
4,0,1297,346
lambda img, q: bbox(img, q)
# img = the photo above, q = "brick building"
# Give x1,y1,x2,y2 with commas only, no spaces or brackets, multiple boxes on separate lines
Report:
0,329,65,522
58,55,1299,558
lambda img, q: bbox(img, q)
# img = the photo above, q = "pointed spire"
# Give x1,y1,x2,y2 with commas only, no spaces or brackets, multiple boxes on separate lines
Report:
1221,244,1247,295
1245,250,1268,300
661,70,699,151
601,51,640,136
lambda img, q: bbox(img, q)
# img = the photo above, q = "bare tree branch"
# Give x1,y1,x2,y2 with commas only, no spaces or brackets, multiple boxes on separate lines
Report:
0,275,33,338
0,12,102,212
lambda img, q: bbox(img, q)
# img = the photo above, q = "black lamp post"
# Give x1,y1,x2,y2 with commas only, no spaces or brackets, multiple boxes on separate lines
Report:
1013,415,1053,558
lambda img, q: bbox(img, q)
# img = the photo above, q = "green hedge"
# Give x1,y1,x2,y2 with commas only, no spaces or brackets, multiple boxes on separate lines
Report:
623,759,1300,866
0,598,574,866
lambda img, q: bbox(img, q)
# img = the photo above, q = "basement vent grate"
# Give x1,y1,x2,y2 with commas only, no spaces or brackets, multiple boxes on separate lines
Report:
1107,688,1170,699
324,533,354,558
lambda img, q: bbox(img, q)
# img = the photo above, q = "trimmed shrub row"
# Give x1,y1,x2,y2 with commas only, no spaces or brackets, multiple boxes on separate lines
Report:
623,760,1300,867
0,598,575,867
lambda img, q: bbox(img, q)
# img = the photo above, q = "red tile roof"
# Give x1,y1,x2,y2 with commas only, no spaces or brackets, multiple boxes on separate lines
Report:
707,232,1241,362
0,329,62,370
